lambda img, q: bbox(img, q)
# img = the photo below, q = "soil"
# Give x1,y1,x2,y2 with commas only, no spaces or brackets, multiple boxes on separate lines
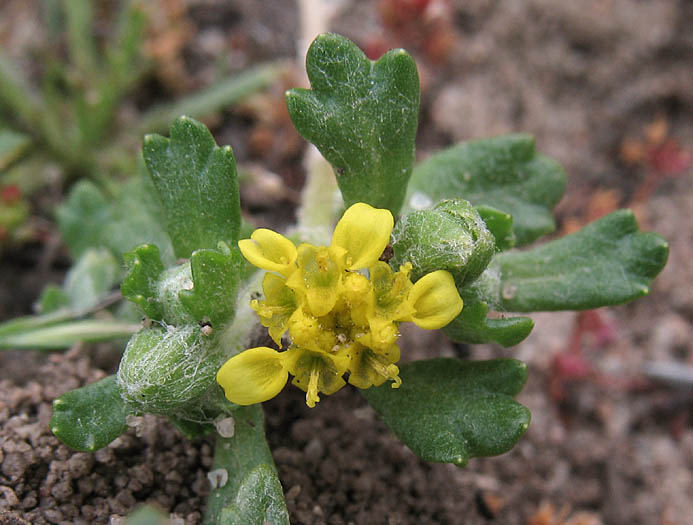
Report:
1,1,692,524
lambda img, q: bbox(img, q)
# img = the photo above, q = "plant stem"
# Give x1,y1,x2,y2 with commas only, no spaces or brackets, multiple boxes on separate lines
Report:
295,147,341,239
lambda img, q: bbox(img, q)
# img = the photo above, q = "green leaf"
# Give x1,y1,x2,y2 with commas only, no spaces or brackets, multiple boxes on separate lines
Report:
0,319,139,350
483,210,669,312
63,248,121,313
203,404,289,525
51,375,130,452
475,205,515,252
286,33,419,216
57,179,174,262
64,0,98,76
122,244,166,320
37,285,70,314
0,51,42,131
179,243,243,328
443,299,534,346
405,134,566,245
56,180,111,259
143,116,241,259
362,358,530,466
125,505,169,525
105,177,175,263
220,464,290,525
0,127,31,170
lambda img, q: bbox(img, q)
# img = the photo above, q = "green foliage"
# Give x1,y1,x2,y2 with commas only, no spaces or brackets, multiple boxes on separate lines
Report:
63,248,121,312
478,210,669,312
475,205,515,251
286,33,419,215
179,243,244,328
443,299,534,346
391,199,495,285
406,134,566,245
0,0,281,183
0,319,139,350
204,405,289,525
220,464,290,525
56,181,111,259
57,178,174,263
51,375,129,451
125,505,169,525
0,248,137,351
0,127,31,170
122,244,166,321
143,116,241,259
363,358,530,466
12,30,667,522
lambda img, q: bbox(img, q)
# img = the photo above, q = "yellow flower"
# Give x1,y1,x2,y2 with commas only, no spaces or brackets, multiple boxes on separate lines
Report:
218,203,463,407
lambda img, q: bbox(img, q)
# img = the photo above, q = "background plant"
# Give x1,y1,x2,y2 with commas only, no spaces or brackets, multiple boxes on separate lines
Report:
0,0,281,248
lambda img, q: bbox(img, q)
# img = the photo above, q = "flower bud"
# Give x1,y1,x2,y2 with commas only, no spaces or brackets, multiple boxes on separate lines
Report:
391,199,494,286
117,325,225,415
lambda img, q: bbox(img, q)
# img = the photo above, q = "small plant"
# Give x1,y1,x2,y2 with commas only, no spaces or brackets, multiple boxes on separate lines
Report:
0,0,280,248
3,34,668,522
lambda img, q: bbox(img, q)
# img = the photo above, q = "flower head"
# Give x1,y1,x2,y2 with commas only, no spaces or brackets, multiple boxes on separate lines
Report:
217,203,463,407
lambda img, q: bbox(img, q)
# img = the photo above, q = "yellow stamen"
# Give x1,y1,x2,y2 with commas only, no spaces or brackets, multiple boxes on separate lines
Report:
366,353,402,388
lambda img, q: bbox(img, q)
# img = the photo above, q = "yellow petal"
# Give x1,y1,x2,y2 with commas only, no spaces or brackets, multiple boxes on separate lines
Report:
216,347,288,405
348,345,401,389
407,270,463,330
342,272,373,326
369,261,415,322
331,203,394,270
253,273,297,346
238,229,297,275
287,244,341,317
283,347,349,405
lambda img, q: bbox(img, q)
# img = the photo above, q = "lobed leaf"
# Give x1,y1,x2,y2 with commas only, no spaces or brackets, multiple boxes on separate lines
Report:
56,180,111,259
286,33,419,216
63,248,121,313
203,405,289,525
443,299,534,347
179,242,244,328
220,464,290,525
122,244,166,320
475,205,515,252
362,358,530,466
482,210,669,312
51,375,129,452
57,179,174,263
143,116,241,259
405,134,566,245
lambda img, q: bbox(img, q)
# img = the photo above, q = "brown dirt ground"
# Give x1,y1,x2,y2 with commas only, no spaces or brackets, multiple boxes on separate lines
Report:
1,1,692,524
